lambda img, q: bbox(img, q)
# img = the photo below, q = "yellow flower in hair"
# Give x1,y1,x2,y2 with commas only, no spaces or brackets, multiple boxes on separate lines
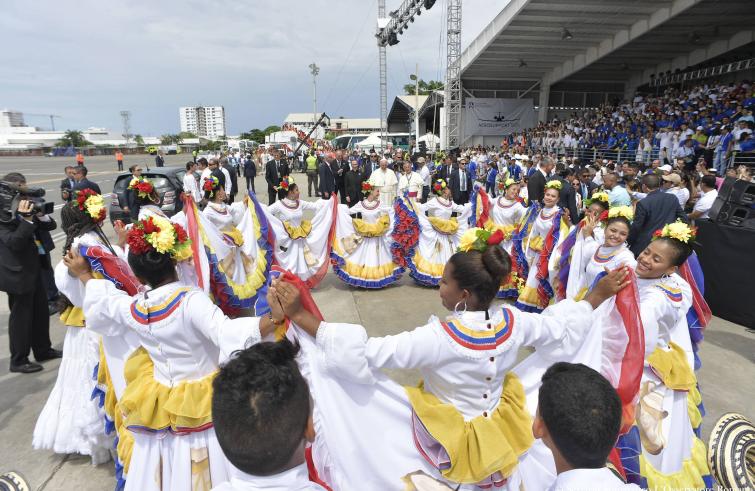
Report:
172,243,193,262
592,191,609,203
664,221,693,243
458,228,478,253
545,180,562,190
84,195,105,220
608,206,634,221
148,216,176,253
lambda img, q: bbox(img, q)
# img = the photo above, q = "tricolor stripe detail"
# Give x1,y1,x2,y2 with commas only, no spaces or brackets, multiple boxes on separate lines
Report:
655,284,682,302
593,248,618,264
130,289,190,325
441,309,514,350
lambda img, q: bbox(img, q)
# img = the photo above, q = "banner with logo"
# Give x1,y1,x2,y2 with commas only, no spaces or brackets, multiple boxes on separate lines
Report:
463,98,535,136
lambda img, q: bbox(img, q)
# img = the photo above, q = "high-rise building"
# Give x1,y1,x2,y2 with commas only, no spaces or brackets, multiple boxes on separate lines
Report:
0,109,25,128
179,106,226,138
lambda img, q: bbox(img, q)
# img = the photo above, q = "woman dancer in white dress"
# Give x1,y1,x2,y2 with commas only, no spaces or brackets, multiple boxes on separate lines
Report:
271,230,629,491
263,178,336,288
405,179,471,287
33,191,116,465
331,181,403,288
64,217,285,491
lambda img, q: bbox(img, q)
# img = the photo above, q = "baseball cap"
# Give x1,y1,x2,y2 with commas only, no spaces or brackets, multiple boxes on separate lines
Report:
696,126,704,130
660,164,673,172
662,173,681,185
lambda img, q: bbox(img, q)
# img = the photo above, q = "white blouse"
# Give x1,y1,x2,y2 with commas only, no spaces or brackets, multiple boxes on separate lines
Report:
213,464,326,491
349,199,390,221
83,279,261,385
490,197,526,227
636,274,692,358
268,198,321,226
202,201,245,230
314,300,594,420
421,196,466,219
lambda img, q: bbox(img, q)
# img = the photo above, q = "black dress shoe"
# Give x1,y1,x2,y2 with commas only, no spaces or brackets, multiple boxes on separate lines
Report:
35,348,63,362
9,362,43,374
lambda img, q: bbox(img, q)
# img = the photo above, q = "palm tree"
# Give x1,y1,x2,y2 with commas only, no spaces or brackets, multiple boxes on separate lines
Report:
57,130,91,148
403,79,444,96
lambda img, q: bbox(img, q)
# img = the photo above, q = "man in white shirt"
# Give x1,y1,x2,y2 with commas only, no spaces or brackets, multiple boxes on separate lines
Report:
416,157,431,203
211,341,326,491
661,172,689,209
534,362,641,491
368,158,398,206
689,174,718,221
182,161,202,204
398,160,424,205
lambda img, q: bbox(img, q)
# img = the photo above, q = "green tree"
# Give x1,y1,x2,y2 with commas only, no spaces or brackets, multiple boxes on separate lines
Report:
178,131,197,139
263,125,281,135
239,129,266,144
134,134,145,145
57,129,91,147
403,79,444,96
160,134,183,145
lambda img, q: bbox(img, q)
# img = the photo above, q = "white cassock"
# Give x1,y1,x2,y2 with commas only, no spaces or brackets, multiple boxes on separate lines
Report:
397,171,424,204
369,168,398,206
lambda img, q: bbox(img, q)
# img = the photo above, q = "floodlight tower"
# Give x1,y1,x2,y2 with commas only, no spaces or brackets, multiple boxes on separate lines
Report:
309,63,320,129
120,110,132,144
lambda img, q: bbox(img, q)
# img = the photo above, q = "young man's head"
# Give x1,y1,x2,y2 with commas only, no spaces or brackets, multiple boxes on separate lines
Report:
129,164,142,177
533,362,622,470
212,339,313,476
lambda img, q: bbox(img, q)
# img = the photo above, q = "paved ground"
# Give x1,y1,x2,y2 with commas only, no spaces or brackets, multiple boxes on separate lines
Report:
0,155,752,490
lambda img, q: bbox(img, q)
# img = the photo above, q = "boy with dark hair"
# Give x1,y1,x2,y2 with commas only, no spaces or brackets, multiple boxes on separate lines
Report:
212,339,324,490
533,362,640,490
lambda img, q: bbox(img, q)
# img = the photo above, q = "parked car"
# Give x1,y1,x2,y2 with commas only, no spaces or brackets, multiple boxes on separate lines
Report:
109,167,186,225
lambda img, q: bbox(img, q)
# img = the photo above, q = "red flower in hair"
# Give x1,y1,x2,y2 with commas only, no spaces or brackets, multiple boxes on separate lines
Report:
361,182,372,192
652,229,663,238
599,210,609,222
127,228,151,254
141,216,160,235
173,223,188,243
487,229,504,246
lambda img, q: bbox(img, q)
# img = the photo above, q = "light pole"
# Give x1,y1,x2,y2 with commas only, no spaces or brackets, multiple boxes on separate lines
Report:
410,64,420,153
308,63,320,132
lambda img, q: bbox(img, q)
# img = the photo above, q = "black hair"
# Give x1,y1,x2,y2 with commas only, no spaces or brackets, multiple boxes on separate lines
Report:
185,161,195,171
197,157,208,166
60,201,115,256
127,250,177,287
76,165,88,177
642,173,661,190
605,215,631,231
2,172,25,184
538,362,622,469
653,236,692,267
135,190,160,207
129,164,138,173
700,174,717,189
203,178,223,201
448,246,511,309
287,183,299,196
212,339,310,476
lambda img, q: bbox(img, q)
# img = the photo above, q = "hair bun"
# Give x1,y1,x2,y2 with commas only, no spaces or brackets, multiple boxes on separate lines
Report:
481,246,511,284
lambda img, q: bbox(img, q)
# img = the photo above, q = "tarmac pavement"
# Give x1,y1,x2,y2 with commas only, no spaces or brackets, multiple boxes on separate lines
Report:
0,155,752,490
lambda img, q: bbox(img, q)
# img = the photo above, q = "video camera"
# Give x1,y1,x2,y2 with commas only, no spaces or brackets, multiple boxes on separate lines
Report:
0,181,55,223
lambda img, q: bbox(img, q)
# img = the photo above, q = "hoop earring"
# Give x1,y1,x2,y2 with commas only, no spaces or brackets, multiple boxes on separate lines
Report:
453,300,467,318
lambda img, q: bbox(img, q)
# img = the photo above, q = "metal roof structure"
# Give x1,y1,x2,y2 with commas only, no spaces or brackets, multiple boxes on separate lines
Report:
460,0,755,122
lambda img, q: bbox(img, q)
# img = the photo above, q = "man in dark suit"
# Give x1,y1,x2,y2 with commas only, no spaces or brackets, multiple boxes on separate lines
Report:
209,159,226,189
222,158,238,203
576,166,598,202
122,164,143,222
60,166,76,202
436,157,454,182
243,154,256,193
448,160,472,204
527,157,554,206
628,174,688,256
72,165,101,194
155,151,165,167
555,164,580,225
264,150,289,204
0,173,61,373
319,157,337,199
332,150,350,204
362,153,380,181
344,159,364,207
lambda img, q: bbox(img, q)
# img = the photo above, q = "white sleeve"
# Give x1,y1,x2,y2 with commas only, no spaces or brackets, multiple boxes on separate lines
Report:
518,300,595,361
54,260,85,307
229,202,246,225
315,322,441,383
639,295,664,357
82,279,132,336
187,291,262,362
301,199,324,212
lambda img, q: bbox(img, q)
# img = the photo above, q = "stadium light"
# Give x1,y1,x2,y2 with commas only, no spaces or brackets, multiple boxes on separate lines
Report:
424,0,436,9
561,28,573,41
376,0,434,47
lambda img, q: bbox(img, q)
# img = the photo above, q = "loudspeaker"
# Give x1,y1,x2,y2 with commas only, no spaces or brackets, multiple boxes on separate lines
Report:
708,177,755,230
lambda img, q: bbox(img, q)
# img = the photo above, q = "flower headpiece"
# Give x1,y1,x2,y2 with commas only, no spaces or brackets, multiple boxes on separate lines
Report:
127,216,192,262
584,191,609,208
652,220,697,244
361,181,373,196
432,179,447,196
202,176,220,197
279,176,294,191
74,189,106,222
128,177,156,199
497,177,517,191
607,206,634,222
545,180,562,191
458,227,504,253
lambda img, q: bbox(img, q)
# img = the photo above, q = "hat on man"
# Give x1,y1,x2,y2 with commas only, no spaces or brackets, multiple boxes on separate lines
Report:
707,413,755,491
696,126,704,131
659,164,673,173
662,173,681,185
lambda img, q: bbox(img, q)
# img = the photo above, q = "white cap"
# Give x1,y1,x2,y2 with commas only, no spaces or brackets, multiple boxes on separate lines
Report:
696,126,704,131
660,164,672,172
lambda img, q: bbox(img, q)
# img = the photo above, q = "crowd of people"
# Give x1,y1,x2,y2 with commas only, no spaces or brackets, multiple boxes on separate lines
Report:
4,79,752,491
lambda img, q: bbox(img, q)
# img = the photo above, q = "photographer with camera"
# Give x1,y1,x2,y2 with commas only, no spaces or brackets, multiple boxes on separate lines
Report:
0,173,60,374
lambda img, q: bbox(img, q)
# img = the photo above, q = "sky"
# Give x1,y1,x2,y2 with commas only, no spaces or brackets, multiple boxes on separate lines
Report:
2,0,504,136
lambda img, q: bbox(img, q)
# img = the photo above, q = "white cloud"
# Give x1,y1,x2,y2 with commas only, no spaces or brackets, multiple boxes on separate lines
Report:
2,0,504,135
